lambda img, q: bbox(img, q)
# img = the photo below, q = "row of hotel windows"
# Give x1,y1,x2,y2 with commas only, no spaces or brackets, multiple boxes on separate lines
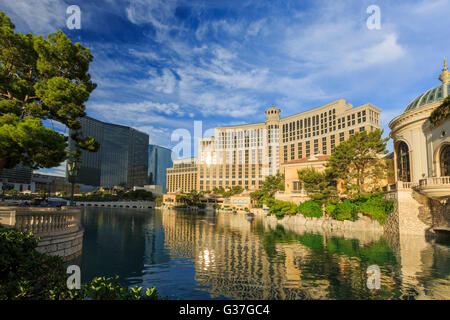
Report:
282,109,336,142
282,109,374,143
199,179,260,188
211,128,284,150
283,127,366,161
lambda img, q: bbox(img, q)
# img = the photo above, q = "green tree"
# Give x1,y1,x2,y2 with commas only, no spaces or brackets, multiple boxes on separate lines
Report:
297,167,338,204
184,190,203,206
429,96,450,127
261,173,285,198
222,185,244,198
154,195,163,206
0,12,99,175
250,189,266,207
326,129,389,195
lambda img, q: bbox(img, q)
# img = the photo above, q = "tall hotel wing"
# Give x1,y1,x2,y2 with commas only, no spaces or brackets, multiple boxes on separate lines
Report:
166,99,381,193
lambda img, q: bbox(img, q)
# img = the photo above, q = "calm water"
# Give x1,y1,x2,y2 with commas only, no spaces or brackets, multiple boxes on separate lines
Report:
69,207,450,300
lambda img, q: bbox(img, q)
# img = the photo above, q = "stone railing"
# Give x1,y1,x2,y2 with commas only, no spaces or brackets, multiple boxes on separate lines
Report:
0,207,81,237
417,176,450,187
382,181,413,193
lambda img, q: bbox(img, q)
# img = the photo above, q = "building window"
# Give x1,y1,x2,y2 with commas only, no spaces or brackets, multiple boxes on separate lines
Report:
397,141,411,182
293,181,302,192
440,145,450,176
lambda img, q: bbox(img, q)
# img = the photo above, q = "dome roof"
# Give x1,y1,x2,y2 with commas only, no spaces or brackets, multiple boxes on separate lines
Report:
403,83,450,113
403,59,450,114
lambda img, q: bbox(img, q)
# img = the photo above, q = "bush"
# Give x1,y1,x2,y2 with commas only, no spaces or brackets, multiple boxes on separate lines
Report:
0,226,160,300
297,200,323,218
358,193,394,225
332,199,358,221
264,198,297,219
325,203,336,216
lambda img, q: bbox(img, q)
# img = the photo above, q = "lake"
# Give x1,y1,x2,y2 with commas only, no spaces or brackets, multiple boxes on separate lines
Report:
69,207,450,300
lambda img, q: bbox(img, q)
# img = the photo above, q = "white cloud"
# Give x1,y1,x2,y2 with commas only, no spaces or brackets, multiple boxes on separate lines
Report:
128,48,161,61
142,68,177,94
0,0,67,35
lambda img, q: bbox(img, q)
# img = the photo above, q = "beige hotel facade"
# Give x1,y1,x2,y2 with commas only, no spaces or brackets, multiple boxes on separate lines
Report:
166,99,382,193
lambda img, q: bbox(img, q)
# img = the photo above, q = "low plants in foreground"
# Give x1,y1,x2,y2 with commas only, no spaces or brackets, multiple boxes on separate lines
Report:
0,226,160,300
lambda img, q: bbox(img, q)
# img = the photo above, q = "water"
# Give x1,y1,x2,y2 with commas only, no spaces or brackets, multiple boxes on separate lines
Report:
69,207,450,300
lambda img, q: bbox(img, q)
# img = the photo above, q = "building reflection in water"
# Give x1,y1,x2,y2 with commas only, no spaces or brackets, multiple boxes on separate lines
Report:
161,210,450,300
73,208,450,300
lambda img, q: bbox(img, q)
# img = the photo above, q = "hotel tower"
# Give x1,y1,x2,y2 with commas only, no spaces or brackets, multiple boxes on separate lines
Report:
167,99,381,193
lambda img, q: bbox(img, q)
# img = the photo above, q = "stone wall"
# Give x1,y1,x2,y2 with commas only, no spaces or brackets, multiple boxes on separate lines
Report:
0,206,84,261
76,201,155,209
384,189,449,237
36,228,84,261
253,208,384,245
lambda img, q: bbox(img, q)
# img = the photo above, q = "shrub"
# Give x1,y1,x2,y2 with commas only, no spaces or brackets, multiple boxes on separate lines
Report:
297,200,323,218
332,199,358,221
264,198,297,219
358,193,395,225
325,203,336,216
0,226,160,300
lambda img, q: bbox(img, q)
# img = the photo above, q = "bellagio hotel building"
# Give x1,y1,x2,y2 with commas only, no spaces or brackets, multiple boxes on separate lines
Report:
166,99,381,193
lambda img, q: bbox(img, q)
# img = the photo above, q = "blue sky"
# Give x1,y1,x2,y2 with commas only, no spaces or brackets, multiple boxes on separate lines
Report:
1,0,449,176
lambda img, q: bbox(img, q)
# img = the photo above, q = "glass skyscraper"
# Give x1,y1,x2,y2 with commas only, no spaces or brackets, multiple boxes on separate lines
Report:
0,164,32,191
70,117,149,189
148,145,174,193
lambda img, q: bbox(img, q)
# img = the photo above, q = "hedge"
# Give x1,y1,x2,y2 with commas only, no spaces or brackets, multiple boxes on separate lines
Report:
297,200,323,218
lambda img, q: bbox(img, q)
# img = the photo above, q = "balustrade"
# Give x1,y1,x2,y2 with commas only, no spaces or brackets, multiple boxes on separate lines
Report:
0,208,81,237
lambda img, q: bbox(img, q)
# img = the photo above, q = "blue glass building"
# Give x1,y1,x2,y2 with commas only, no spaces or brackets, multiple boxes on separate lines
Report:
148,145,174,193
70,117,149,189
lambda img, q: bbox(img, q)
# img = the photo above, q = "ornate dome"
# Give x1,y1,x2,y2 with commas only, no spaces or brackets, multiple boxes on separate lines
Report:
403,59,450,113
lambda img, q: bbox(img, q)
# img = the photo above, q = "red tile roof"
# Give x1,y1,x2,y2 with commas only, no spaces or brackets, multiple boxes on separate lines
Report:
283,154,331,165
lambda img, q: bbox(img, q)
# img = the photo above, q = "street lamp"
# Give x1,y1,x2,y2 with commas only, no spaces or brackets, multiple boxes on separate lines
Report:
67,156,81,206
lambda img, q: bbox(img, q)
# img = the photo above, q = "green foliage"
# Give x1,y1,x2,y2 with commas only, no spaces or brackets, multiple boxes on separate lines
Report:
0,226,160,300
358,193,395,225
174,190,204,207
297,200,323,218
261,173,285,198
331,199,358,221
0,12,98,174
297,167,338,203
264,198,297,219
72,189,154,202
250,189,266,206
326,203,336,216
212,186,243,198
154,195,163,206
249,174,285,206
326,129,389,195
429,96,450,127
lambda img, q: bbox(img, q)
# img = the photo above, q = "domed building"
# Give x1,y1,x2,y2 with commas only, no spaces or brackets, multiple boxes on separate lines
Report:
389,60,450,200
386,60,449,237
